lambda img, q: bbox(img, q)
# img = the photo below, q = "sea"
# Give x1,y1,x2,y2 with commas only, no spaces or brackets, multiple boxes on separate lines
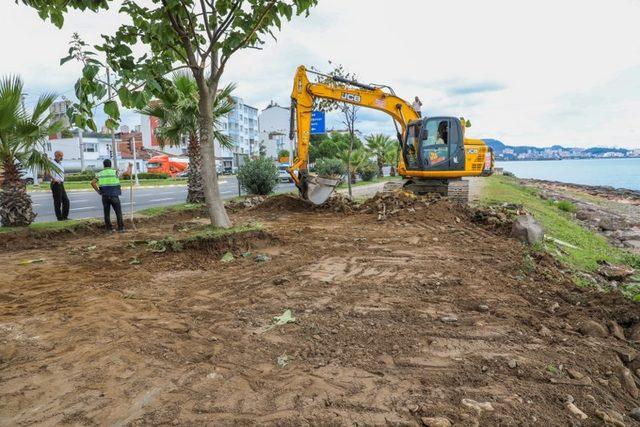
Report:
495,158,640,191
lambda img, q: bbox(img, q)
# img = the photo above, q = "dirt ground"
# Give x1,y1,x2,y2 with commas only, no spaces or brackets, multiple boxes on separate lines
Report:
2,193,640,426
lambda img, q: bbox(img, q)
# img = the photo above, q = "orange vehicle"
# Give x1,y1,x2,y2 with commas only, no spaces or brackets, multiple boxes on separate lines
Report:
146,155,189,177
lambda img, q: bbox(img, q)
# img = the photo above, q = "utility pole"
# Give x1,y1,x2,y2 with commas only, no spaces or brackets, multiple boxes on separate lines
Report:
78,128,85,172
106,66,118,169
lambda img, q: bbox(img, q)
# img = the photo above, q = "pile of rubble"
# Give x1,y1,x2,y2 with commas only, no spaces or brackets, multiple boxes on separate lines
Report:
470,203,525,232
225,195,268,212
359,190,440,220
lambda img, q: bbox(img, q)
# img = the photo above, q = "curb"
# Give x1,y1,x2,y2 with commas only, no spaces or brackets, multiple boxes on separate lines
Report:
28,181,228,193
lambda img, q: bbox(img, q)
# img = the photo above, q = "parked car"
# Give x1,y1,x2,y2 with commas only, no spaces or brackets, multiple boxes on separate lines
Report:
278,163,293,183
19,169,35,185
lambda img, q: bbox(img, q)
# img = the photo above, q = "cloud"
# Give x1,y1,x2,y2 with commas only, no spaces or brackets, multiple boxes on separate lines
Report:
445,81,506,96
2,0,640,148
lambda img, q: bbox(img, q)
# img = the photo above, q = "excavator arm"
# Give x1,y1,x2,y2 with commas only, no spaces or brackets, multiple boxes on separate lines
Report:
288,65,420,203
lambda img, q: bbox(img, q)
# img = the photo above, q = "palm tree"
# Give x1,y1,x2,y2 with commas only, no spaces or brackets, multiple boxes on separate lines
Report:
0,76,63,227
365,133,394,177
140,73,235,204
386,141,400,176
337,147,369,185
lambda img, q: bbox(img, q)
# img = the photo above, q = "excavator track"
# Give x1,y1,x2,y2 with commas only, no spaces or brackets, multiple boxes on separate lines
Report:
383,179,470,203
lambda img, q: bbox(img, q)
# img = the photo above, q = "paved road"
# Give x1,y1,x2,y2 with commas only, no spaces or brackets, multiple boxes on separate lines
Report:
30,177,295,223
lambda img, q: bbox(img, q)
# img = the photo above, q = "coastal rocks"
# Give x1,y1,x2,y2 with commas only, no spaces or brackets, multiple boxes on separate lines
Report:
597,262,635,281
511,214,544,245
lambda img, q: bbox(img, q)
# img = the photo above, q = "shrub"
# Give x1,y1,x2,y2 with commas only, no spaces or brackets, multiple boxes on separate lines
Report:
278,149,290,158
237,157,278,195
358,160,377,182
557,200,577,213
315,158,345,177
65,171,96,181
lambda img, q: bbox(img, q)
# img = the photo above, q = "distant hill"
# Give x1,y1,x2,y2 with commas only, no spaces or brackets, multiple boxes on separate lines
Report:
481,139,632,156
482,139,505,152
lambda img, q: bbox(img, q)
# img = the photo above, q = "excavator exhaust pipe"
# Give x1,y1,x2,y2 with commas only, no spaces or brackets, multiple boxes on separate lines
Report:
304,174,341,205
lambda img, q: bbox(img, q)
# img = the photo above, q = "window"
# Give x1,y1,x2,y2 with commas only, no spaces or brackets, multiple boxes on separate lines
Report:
421,119,448,146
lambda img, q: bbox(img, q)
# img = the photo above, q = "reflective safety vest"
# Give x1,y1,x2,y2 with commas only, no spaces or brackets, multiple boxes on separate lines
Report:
97,168,122,196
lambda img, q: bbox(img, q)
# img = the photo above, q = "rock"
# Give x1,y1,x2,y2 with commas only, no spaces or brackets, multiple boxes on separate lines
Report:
461,398,494,413
481,365,489,372
616,348,637,364
566,402,588,420
254,254,271,263
511,214,544,245
599,217,626,231
421,417,452,427
629,324,640,341
508,359,517,369
548,302,560,313
619,366,639,398
539,326,552,337
477,304,489,312
565,394,574,404
272,277,288,286
577,320,608,337
566,368,584,380
596,409,625,427
609,321,626,340
597,262,635,281
630,407,640,421
440,315,458,323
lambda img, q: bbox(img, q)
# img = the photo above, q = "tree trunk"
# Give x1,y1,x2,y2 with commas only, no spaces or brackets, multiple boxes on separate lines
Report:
377,157,384,177
347,132,353,199
186,133,205,204
195,77,231,228
0,159,36,227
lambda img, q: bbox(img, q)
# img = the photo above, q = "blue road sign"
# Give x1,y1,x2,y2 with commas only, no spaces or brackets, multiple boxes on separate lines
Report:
310,111,325,135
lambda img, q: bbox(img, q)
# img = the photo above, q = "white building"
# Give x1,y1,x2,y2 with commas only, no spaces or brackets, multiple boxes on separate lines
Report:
49,99,72,132
46,130,115,172
258,102,291,160
140,96,258,171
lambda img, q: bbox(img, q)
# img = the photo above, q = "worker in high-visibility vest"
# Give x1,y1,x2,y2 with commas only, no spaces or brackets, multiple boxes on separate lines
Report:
91,159,132,233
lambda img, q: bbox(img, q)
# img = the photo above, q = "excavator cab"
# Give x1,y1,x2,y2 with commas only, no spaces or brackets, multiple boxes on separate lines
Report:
403,117,466,172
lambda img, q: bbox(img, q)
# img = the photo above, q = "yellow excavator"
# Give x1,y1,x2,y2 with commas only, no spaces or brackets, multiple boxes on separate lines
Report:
287,65,494,204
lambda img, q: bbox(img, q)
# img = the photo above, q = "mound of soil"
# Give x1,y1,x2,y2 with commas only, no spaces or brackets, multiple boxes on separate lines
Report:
3,190,640,425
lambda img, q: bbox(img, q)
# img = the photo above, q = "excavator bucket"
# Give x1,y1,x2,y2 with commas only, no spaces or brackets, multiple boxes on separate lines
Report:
306,175,341,205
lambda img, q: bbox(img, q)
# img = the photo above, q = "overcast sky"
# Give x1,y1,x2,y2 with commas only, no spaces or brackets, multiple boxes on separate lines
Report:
2,0,640,148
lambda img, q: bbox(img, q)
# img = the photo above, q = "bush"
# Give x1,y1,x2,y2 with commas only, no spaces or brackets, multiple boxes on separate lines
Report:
65,171,95,181
358,160,377,182
237,157,278,195
122,172,170,180
278,149,290,158
557,200,577,213
315,158,345,177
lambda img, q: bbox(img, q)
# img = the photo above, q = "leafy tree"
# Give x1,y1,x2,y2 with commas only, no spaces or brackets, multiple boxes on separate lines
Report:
309,131,361,163
21,0,319,228
140,72,235,203
0,76,63,226
315,157,345,177
365,133,394,177
237,157,278,195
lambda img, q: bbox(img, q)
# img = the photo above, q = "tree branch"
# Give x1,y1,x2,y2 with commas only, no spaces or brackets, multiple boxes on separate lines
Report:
215,0,277,82
199,0,214,42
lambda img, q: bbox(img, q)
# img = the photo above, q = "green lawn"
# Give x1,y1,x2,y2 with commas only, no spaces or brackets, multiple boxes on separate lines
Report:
480,175,640,292
28,178,188,192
